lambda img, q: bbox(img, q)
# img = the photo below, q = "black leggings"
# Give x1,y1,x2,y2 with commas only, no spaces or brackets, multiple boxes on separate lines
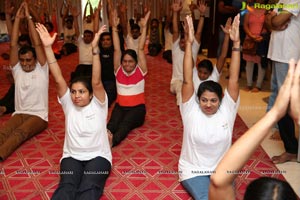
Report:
278,114,298,154
51,156,111,200
107,103,146,147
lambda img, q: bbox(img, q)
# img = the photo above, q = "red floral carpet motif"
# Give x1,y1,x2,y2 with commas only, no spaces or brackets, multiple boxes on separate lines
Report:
0,49,285,200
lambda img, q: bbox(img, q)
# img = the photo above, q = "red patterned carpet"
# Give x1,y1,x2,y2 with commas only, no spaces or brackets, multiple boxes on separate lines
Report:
0,47,286,200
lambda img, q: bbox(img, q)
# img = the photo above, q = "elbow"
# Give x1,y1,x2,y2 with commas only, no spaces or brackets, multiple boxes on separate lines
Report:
210,174,224,189
92,79,101,86
209,175,235,200
209,177,224,200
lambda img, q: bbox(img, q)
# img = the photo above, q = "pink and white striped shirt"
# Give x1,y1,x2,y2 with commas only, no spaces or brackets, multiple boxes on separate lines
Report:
115,65,147,107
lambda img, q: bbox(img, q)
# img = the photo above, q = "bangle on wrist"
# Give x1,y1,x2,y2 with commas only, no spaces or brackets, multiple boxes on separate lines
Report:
232,46,242,52
199,14,205,18
48,60,57,64
27,16,32,20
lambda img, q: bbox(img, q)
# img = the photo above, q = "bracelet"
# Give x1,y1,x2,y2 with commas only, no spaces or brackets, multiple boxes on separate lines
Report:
27,16,32,20
232,46,242,52
48,60,57,64
199,15,205,18
92,49,100,55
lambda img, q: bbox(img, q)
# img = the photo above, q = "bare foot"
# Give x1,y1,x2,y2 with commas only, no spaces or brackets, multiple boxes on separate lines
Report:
0,106,6,116
107,129,113,148
272,152,297,164
251,87,261,93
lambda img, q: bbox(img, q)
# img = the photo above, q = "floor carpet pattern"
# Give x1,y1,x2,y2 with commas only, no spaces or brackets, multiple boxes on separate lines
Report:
0,48,285,200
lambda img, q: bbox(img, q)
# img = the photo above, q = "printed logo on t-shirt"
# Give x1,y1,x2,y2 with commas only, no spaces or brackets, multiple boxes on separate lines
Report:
86,113,95,120
222,123,229,130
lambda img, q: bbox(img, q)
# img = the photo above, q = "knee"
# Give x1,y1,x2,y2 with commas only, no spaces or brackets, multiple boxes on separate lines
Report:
12,129,28,141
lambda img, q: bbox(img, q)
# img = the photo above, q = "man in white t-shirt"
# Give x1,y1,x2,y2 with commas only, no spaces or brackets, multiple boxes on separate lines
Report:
119,2,141,54
265,0,300,163
0,2,48,161
70,29,94,81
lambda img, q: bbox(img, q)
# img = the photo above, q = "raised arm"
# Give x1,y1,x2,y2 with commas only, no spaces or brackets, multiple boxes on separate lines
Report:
24,2,46,65
119,2,128,37
70,5,80,39
194,0,206,43
172,0,183,42
182,15,195,103
60,1,69,20
216,18,231,73
137,11,150,74
27,2,42,23
5,0,13,36
36,23,68,97
10,3,25,67
83,0,90,19
91,25,107,102
209,60,295,200
107,0,114,26
51,9,58,33
111,9,122,72
93,0,102,32
227,14,240,102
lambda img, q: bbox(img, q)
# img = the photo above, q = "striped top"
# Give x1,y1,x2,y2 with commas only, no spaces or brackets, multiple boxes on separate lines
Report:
115,65,146,107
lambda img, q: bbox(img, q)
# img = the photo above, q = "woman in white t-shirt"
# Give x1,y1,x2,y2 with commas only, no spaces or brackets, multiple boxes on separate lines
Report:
179,14,241,200
36,24,112,200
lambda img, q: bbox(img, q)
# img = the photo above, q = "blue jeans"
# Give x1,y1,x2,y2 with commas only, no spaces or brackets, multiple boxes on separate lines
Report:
267,61,297,153
267,61,286,111
181,175,210,200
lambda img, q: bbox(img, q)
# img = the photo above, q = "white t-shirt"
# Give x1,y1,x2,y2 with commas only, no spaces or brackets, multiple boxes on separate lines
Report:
164,28,173,51
12,62,49,121
179,90,240,181
0,20,8,35
193,65,220,92
171,38,200,84
125,34,139,53
63,26,76,44
78,37,92,65
267,0,300,63
59,90,112,164
83,21,94,32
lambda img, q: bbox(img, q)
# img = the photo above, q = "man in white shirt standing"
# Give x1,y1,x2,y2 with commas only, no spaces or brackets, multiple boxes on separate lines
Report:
265,0,300,163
